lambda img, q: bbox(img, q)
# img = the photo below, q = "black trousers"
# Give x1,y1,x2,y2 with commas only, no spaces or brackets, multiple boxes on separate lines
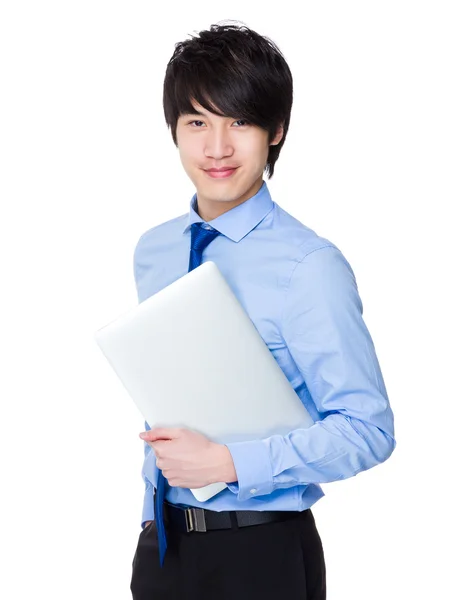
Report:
130,509,326,599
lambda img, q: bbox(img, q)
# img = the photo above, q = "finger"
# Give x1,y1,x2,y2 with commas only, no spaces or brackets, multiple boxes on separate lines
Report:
150,440,165,452
150,440,170,457
139,430,169,442
143,427,183,442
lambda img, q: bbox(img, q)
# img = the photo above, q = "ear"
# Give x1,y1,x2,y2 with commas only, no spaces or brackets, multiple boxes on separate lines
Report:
270,123,284,146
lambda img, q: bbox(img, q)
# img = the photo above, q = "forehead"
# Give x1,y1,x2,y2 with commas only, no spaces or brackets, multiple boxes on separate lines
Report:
180,100,230,119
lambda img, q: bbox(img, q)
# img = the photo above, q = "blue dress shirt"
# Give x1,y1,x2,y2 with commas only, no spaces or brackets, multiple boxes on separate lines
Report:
133,180,396,528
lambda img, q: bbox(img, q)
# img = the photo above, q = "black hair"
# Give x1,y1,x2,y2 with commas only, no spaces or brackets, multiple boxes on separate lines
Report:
162,21,293,178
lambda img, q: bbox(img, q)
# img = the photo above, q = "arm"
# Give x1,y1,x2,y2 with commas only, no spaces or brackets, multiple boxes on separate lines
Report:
225,245,396,501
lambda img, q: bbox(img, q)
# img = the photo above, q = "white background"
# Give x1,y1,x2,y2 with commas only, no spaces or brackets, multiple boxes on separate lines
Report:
1,1,457,598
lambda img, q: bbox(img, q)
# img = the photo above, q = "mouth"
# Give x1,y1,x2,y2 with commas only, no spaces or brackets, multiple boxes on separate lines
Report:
204,167,239,179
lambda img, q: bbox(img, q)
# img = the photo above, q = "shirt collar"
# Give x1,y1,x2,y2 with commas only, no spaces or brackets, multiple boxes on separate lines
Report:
181,180,274,242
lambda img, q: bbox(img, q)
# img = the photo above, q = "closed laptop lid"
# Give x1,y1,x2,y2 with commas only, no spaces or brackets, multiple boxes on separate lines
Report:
94,260,313,445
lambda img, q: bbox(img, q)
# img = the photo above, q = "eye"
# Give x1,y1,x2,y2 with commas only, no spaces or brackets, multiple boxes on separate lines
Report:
187,118,250,128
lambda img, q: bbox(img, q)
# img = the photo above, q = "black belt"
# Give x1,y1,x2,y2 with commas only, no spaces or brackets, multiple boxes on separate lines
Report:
163,500,307,534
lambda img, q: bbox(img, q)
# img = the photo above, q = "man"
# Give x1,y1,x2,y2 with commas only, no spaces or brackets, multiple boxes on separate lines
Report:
130,22,395,600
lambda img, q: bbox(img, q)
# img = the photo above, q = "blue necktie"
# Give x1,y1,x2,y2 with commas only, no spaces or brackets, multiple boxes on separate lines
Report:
155,221,222,567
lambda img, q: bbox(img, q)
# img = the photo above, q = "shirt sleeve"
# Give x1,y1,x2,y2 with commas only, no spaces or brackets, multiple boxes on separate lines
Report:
134,238,156,527
225,245,396,502
140,420,155,528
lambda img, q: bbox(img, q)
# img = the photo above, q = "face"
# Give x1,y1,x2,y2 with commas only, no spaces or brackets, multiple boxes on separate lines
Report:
175,101,283,221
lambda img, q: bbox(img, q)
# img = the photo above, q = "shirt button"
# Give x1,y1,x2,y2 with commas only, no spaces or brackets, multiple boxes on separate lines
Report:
201,223,212,230
250,488,257,494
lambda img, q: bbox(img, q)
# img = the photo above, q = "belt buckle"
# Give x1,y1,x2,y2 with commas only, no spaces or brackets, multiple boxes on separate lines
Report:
185,507,207,532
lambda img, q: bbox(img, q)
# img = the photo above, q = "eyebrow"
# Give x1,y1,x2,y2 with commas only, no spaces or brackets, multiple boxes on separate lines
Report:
182,109,230,119
183,110,206,117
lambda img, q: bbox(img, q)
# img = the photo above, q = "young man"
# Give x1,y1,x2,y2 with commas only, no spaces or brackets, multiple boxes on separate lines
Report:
130,22,395,600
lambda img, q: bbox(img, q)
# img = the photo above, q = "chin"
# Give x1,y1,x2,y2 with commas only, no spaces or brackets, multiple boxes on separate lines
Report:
197,190,239,203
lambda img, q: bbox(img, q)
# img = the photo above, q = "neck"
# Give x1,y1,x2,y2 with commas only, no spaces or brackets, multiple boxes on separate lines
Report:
196,178,263,222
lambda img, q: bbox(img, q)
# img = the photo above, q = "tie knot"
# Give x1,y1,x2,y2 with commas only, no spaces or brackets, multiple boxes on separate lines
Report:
188,223,222,273
190,222,222,253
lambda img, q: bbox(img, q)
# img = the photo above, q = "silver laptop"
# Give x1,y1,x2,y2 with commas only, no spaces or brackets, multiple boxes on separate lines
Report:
94,261,313,502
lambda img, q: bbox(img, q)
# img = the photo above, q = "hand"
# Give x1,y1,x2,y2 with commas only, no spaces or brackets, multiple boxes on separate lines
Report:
139,427,237,489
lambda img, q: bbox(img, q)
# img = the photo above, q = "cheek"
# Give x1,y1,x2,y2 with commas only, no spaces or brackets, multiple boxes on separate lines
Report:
179,140,201,164
240,136,269,162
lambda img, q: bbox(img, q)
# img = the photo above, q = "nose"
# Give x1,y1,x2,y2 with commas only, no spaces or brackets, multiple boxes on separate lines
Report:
204,127,234,160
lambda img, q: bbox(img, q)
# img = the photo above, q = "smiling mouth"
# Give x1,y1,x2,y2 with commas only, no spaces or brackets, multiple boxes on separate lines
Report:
204,167,239,179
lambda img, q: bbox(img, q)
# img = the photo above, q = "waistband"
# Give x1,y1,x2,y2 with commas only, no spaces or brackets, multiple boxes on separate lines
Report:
163,500,309,534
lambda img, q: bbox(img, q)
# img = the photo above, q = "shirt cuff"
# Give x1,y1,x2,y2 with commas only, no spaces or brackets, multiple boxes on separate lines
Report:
224,439,274,501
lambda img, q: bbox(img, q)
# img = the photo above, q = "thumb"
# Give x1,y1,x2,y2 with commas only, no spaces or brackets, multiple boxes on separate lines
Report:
139,427,182,442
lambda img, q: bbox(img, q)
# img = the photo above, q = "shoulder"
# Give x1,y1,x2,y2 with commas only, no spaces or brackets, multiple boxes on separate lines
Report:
272,202,349,265
133,212,188,259
269,203,359,298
